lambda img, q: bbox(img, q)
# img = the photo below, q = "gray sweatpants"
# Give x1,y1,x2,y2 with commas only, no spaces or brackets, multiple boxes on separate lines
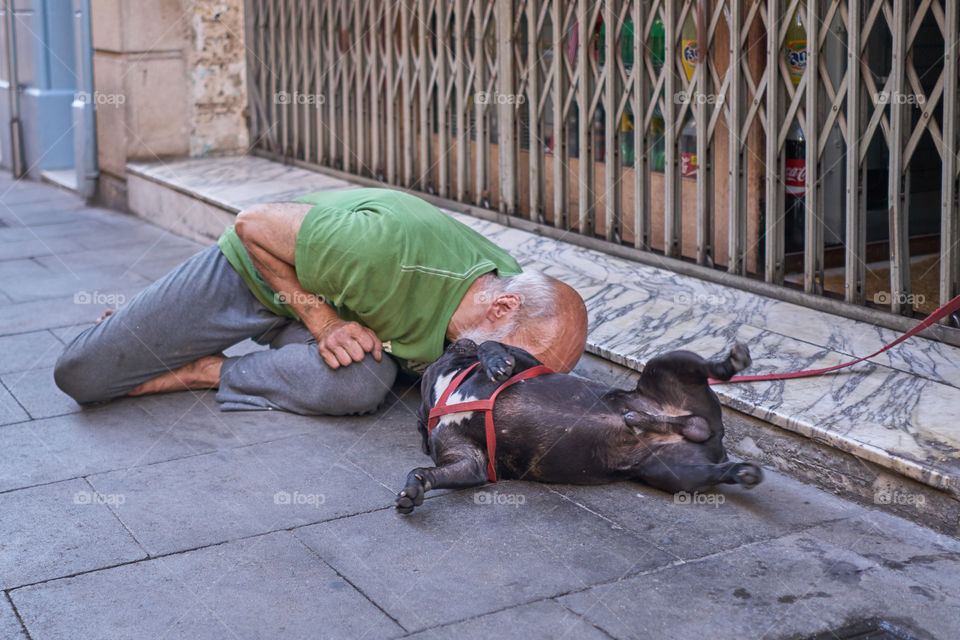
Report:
54,244,398,415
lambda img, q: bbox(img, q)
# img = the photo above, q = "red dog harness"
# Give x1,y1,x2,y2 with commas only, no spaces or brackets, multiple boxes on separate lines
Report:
427,362,554,482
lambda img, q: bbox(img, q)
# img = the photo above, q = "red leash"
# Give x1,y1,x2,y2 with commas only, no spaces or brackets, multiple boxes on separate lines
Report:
427,362,555,482
710,293,960,385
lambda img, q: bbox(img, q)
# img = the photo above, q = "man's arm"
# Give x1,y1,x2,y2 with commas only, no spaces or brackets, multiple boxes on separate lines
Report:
233,202,382,368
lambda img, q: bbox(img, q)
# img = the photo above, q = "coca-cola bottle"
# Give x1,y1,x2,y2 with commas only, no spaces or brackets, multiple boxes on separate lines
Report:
784,123,806,253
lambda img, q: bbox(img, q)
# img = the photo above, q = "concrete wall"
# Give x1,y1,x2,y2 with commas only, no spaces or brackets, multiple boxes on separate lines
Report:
90,0,248,210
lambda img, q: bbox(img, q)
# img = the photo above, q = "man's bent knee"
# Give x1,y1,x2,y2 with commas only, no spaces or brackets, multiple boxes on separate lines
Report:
53,343,111,405
305,354,398,416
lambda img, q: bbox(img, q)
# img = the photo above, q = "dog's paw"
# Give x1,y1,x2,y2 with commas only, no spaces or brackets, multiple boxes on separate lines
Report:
483,354,516,382
734,462,763,489
728,343,752,373
395,474,426,514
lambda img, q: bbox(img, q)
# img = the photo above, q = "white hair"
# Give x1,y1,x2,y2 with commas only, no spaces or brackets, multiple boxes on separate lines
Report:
466,271,559,346
496,271,559,321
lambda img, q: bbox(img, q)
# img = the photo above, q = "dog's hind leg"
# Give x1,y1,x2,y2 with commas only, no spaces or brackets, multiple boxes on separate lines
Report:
702,342,752,381
396,445,488,514
640,343,752,389
636,456,764,495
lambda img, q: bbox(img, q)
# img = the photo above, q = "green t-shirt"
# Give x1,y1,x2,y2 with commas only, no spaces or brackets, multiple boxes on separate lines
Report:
217,188,522,370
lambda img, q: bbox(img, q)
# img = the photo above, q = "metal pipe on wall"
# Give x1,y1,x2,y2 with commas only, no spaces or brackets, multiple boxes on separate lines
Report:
3,0,24,178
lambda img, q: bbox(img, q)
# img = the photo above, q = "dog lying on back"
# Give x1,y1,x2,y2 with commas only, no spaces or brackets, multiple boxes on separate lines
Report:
396,339,763,514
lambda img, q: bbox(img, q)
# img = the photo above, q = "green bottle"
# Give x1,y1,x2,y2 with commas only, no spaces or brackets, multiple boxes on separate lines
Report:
650,15,665,171
618,13,666,171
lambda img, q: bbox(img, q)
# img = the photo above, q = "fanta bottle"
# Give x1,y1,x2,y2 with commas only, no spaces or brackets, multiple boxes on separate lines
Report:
785,2,807,87
680,11,698,177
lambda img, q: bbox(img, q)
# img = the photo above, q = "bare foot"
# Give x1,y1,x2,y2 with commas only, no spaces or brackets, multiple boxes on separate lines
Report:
127,354,225,396
96,309,115,323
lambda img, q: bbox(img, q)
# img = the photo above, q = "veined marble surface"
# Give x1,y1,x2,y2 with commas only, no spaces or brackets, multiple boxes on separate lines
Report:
128,157,960,495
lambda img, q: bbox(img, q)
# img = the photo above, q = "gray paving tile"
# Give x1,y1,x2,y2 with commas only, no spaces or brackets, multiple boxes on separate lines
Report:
0,479,145,589
294,385,435,492
72,223,188,252
0,233,88,261
0,258,52,282
32,240,200,276
10,531,403,640
802,509,960,598
0,219,115,242
0,188,79,209
294,487,676,631
0,266,153,303
551,470,858,561
405,599,611,640
2,367,80,419
559,531,960,640
127,253,206,281
0,595,26,640
133,390,330,450
87,434,396,555
0,292,140,334
50,323,92,346
0,401,202,493
0,331,63,374
0,220,182,267
0,383,29,426
0,200,87,225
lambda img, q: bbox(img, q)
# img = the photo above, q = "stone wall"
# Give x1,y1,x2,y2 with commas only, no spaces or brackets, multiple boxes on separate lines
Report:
183,0,248,157
90,0,247,210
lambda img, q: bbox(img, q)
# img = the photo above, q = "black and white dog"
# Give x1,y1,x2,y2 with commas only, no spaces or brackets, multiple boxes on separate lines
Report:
396,339,763,514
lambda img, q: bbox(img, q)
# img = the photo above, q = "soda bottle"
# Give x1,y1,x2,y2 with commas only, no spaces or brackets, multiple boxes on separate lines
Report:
621,15,635,166
784,123,806,252
679,11,698,178
783,2,806,252
785,3,807,88
650,14,666,171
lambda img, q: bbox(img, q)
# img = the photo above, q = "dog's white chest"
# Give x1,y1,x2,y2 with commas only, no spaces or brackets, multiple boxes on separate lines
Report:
432,371,480,429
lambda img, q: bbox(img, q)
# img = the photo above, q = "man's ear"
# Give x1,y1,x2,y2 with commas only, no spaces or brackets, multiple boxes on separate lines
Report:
486,293,522,320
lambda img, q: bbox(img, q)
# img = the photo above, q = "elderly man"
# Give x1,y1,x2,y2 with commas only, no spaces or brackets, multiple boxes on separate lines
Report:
54,188,588,415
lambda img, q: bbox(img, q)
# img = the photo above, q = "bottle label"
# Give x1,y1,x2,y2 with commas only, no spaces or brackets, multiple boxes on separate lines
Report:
785,40,807,87
681,40,697,82
785,158,805,195
681,152,698,178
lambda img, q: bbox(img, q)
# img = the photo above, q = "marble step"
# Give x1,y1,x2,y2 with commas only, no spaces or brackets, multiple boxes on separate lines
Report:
127,156,960,537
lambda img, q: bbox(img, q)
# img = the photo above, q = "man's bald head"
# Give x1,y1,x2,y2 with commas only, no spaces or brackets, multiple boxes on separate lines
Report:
464,271,587,372
519,277,588,372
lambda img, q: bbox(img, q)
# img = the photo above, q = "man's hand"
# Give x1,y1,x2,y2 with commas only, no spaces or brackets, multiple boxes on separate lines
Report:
315,319,383,369
234,202,384,369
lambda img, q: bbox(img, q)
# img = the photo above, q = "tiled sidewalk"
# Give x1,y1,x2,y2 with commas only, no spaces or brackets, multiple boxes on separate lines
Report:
2,175,960,639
